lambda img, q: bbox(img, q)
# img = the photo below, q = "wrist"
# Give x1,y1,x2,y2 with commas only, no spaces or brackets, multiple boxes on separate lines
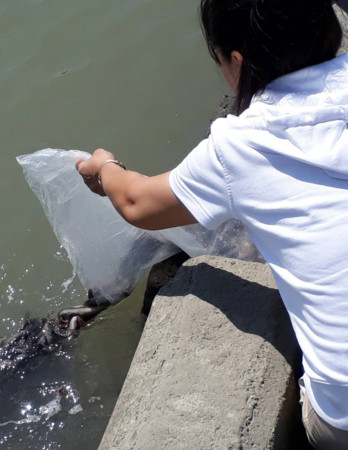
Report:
98,159,126,188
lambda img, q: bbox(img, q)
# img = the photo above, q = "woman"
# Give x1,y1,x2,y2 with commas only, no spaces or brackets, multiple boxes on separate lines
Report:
77,1,348,448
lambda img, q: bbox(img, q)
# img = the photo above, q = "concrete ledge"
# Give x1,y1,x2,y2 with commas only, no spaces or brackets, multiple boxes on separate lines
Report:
99,256,309,449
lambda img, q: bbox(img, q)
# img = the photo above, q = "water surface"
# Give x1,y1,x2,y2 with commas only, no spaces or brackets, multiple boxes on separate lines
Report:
0,0,225,448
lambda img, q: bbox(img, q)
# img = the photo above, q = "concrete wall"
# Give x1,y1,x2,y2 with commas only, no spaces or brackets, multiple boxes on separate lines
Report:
99,257,310,449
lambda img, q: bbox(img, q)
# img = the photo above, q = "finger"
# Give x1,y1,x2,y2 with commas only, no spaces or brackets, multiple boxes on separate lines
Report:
82,178,106,196
76,158,85,170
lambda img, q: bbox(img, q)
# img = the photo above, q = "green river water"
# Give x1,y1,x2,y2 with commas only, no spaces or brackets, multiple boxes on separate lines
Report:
0,0,226,448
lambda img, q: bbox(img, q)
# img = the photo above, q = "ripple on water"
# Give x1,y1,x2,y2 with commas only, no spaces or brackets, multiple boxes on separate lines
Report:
0,353,83,449
0,244,91,448
0,247,86,338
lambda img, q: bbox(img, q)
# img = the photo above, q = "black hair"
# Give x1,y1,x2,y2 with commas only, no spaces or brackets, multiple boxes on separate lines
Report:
200,0,343,113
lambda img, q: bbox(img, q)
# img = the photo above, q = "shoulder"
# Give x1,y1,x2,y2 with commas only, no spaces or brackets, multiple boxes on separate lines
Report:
209,102,268,156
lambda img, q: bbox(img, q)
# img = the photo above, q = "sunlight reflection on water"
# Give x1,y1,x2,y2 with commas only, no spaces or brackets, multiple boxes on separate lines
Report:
0,0,225,447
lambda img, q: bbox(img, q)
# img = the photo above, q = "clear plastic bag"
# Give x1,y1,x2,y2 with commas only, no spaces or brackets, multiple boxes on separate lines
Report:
17,149,260,302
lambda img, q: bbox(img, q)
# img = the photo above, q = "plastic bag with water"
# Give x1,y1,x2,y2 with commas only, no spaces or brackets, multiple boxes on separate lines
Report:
17,149,260,302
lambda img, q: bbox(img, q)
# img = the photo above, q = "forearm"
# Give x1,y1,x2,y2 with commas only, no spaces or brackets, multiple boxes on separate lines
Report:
101,164,196,229
99,164,158,228
77,149,197,230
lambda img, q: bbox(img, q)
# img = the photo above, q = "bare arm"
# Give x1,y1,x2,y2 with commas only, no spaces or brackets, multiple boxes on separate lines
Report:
77,149,197,230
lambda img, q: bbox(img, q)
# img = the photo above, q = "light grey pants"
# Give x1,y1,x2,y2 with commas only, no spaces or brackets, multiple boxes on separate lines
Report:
299,380,348,449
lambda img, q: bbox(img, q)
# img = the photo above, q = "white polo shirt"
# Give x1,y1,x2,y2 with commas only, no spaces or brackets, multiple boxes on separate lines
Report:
169,54,348,430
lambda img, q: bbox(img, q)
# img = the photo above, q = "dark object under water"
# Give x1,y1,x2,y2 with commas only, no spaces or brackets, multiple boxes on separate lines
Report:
0,315,79,377
0,292,112,378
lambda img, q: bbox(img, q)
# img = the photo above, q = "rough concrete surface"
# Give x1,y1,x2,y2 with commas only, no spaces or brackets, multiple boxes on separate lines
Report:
99,257,308,450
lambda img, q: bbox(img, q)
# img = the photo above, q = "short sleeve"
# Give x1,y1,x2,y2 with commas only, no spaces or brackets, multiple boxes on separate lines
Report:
169,136,232,230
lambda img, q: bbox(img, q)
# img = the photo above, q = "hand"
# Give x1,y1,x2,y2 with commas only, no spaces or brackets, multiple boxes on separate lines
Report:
76,148,115,196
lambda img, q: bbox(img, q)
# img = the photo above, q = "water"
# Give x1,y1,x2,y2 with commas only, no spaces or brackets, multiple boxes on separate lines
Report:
0,0,225,448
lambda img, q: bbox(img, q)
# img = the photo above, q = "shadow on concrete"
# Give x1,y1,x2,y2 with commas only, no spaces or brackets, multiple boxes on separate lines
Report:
162,262,298,367
161,261,312,449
